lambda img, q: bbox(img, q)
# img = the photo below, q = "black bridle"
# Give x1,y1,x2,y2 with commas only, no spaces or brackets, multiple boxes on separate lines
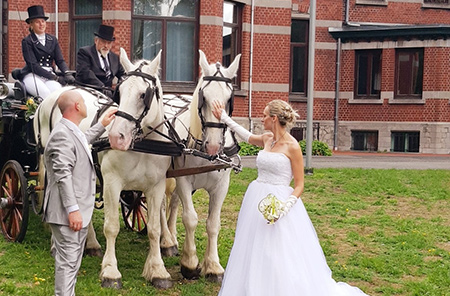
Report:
114,62,161,138
197,62,235,153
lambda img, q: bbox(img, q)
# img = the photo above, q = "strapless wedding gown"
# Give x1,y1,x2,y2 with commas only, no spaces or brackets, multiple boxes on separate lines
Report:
218,150,369,296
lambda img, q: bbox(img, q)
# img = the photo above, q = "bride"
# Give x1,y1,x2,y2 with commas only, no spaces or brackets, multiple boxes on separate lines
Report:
212,99,369,296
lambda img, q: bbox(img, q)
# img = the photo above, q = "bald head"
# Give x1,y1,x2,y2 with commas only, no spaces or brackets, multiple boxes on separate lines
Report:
57,90,87,125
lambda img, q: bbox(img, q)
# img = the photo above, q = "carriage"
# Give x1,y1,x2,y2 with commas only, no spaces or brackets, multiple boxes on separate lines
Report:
0,53,241,243
0,50,242,288
0,73,42,242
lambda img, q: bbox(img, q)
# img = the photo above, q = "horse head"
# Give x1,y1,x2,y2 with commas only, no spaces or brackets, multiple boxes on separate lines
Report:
191,50,241,156
109,48,164,151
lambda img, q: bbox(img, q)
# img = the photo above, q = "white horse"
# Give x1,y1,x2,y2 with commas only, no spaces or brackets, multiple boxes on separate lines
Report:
34,49,177,289
148,50,242,281
172,50,241,282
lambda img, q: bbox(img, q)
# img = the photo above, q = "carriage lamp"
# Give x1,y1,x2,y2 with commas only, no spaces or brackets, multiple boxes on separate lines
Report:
0,197,9,209
0,82,10,97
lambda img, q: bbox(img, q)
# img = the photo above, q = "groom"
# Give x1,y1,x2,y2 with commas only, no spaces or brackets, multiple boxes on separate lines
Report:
43,90,116,295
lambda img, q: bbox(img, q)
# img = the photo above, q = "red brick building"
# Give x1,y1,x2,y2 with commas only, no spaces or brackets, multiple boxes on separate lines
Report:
2,0,450,153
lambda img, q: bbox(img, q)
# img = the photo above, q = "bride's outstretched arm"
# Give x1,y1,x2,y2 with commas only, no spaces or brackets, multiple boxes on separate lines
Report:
212,100,265,146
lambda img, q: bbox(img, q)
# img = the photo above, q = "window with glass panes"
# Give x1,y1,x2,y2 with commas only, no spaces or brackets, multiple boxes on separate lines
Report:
351,130,378,151
355,50,381,99
395,48,424,99
132,0,197,83
290,20,308,95
391,131,420,152
223,1,242,87
71,0,102,67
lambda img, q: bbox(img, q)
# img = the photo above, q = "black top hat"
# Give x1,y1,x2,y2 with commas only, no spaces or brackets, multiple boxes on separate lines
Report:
26,5,49,24
94,25,116,42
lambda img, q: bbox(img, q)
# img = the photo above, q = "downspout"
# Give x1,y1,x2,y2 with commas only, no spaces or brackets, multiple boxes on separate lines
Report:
333,38,341,150
248,0,255,132
345,0,350,25
332,0,349,150
55,0,58,39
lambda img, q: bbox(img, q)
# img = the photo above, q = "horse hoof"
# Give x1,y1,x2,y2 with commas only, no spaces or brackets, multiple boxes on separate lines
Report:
84,248,103,257
101,278,122,289
181,265,201,280
205,273,224,283
152,278,173,289
161,246,178,257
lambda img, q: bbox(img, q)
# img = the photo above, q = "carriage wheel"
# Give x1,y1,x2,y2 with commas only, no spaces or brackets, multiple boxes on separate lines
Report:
0,160,29,242
120,191,147,235
30,188,44,215
30,191,43,215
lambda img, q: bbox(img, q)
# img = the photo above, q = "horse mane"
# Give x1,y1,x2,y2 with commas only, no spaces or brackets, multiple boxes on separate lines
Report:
189,76,203,141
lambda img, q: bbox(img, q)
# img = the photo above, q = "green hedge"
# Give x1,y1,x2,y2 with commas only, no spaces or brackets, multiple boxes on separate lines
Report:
239,140,332,156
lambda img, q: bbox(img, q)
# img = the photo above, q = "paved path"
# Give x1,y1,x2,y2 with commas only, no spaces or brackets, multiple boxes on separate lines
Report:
240,151,450,170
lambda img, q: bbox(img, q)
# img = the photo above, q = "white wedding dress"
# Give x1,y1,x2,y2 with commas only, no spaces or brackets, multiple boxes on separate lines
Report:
218,150,369,296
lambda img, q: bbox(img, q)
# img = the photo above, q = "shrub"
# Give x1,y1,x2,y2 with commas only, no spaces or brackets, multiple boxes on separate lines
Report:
238,142,262,156
299,140,332,156
239,140,332,156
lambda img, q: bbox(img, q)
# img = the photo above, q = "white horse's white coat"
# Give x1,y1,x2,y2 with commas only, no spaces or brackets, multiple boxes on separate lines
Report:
34,50,176,288
164,50,242,281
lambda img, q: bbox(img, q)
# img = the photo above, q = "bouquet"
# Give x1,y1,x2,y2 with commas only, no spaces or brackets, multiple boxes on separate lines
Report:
25,98,37,121
258,193,284,224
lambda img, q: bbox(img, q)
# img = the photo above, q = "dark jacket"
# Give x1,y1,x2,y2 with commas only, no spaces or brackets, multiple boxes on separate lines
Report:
20,33,69,80
76,45,125,87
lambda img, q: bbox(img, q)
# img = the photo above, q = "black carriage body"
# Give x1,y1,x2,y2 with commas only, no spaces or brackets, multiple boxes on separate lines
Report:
0,79,38,171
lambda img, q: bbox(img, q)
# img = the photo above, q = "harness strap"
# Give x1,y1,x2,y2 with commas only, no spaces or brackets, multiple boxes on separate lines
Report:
92,137,184,156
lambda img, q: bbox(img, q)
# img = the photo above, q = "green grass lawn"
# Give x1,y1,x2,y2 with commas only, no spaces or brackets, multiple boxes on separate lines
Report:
0,168,449,295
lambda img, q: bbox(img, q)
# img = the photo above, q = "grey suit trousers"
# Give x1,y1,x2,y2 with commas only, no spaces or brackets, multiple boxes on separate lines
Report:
49,224,88,296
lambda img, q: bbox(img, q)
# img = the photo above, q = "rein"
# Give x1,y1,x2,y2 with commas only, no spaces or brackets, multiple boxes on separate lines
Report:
114,62,160,137
196,62,237,155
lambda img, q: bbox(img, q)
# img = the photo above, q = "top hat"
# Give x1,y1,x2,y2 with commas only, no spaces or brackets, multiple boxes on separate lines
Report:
94,25,116,42
26,5,49,24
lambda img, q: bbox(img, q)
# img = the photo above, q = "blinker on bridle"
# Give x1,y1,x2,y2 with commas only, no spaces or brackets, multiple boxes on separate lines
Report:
114,61,160,132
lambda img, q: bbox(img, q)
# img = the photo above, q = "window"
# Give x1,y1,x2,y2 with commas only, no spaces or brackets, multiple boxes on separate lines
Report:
424,0,449,3
351,131,378,151
391,131,420,152
132,0,198,83
290,20,309,95
355,50,381,99
395,48,424,99
71,0,102,67
290,123,320,141
223,1,242,87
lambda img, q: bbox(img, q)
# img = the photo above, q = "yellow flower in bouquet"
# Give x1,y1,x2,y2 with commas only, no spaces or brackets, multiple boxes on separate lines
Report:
258,193,284,224
25,97,37,121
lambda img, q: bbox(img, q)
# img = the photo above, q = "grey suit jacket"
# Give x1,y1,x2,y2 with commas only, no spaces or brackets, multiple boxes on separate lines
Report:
43,119,105,228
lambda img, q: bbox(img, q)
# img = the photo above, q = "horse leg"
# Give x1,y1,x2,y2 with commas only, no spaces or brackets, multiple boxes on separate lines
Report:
100,179,123,289
167,189,180,248
142,179,173,289
176,177,201,279
202,173,230,282
84,220,103,257
159,181,178,257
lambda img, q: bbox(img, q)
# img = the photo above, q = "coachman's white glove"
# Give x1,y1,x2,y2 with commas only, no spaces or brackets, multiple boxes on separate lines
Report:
220,110,252,142
278,195,298,220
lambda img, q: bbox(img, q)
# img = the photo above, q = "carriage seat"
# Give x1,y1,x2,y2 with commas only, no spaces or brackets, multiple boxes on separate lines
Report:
11,68,27,101
13,81,27,102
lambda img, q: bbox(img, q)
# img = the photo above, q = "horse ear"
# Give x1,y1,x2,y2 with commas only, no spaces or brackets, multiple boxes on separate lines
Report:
120,48,133,72
224,54,241,78
199,50,210,76
147,50,162,76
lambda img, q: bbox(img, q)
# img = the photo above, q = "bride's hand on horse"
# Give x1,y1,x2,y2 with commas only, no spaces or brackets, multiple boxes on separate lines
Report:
212,100,225,120
101,108,118,127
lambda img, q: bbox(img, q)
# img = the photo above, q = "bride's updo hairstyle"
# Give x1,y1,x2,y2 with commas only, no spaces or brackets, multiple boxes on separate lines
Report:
267,99,299,129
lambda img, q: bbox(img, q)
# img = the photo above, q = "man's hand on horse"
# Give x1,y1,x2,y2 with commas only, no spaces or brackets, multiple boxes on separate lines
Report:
101,108,117,127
